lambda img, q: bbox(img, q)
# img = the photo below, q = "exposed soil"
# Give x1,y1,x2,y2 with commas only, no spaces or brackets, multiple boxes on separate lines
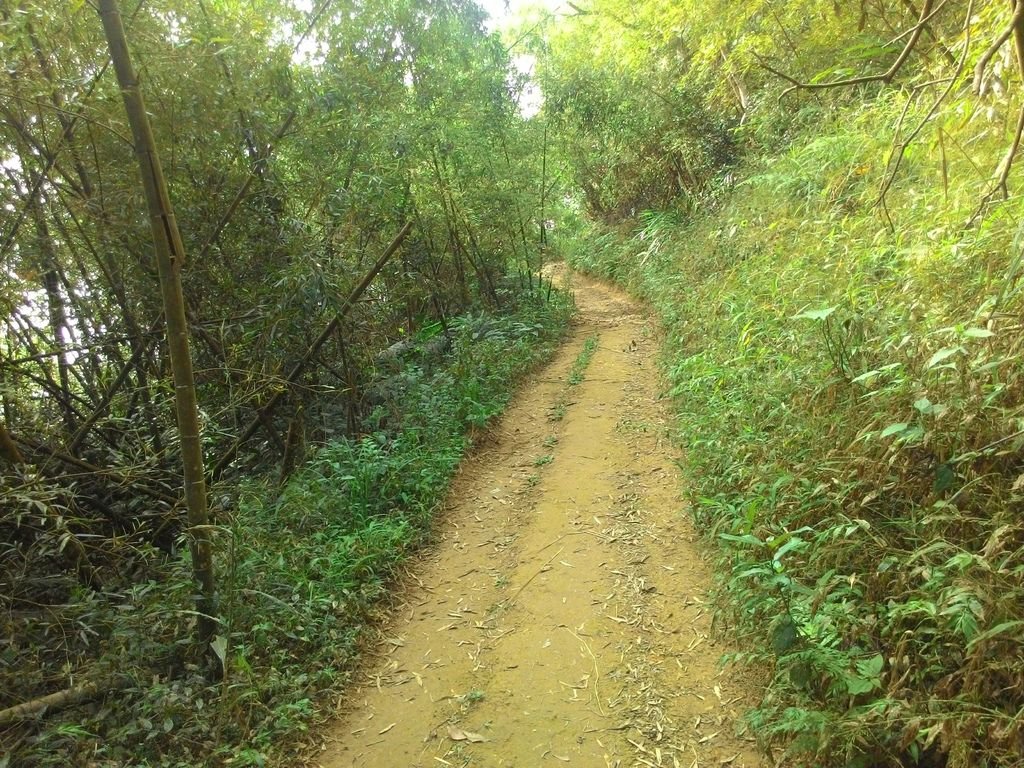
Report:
310,270,767,768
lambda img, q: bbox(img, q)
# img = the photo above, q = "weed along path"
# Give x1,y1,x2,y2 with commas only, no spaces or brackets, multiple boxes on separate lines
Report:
312,270,766,768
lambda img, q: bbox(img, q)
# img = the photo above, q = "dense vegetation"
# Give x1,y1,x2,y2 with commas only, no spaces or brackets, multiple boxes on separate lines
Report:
8,0,1024,765
0,1,568,764
535,0,1024,766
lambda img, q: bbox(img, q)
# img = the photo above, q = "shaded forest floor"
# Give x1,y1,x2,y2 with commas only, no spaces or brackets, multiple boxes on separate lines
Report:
305,270,767,768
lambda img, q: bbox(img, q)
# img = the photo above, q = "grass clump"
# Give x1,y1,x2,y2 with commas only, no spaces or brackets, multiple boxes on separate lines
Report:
568,334,600,386
567,94,1024,767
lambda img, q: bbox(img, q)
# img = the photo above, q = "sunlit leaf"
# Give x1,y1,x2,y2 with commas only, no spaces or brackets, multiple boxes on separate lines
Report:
793,306,837,321
881,422,908,438
963,327,994,338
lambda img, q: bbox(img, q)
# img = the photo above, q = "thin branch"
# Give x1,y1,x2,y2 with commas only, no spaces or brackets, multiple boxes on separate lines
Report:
967,101,1024,226
886,0,949,45
751,50,804,90
876,0,974,212
779,0,936,98
292,0,333,56
972,0,1024,94
194,111,296,263
210,221,413,482
897,0,957,65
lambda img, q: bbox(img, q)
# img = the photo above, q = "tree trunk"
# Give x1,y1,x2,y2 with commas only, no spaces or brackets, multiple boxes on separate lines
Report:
98,0,217,646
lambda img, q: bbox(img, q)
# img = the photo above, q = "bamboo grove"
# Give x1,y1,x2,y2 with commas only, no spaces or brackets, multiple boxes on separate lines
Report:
1,1,558,761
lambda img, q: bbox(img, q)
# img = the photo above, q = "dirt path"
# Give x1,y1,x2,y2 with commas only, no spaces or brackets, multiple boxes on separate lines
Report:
311,270,766,768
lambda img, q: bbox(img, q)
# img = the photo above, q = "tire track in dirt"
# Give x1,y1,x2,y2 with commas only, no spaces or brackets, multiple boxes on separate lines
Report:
310,269,766,768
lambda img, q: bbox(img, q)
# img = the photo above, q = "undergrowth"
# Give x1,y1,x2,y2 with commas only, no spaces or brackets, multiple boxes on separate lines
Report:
3,288,573,768
566,94,1024,767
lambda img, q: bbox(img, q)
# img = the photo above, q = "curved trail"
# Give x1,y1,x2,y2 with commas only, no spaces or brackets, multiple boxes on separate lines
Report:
312,271,765,768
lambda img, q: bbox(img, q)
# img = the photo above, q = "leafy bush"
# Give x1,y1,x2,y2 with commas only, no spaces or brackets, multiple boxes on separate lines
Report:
3,289,572,768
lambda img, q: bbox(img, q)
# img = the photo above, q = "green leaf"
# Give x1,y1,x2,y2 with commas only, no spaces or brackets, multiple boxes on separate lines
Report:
963,327,994,338
773,535,807,563
793,306,837,321
719,532,763,547
881,422,908,438
966,620,1024,650
772,618,799,654
789,661,812,688
955,610,979,641
851,369,880,383
925,347,960,370
933,463,956,493
856,653,884,678
210,635,228,663
844,674,875,695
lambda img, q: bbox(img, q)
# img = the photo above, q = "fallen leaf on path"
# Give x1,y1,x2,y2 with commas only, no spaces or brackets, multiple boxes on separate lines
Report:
720,754,739,765
697,730,721,744
447,725,487,743
551,754,570,762
378,723,396,735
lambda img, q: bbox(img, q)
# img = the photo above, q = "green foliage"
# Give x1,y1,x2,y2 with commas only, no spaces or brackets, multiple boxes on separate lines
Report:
3,289,572,767
565,81,1024,766
2,0,570,762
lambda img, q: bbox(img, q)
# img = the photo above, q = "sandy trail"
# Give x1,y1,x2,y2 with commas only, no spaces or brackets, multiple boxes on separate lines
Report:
311,270,765,768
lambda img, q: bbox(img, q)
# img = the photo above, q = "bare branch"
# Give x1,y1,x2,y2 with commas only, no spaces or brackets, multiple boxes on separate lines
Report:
779,0,936,98
972,1,1024,93
876,0,974,213
967,102,1024,226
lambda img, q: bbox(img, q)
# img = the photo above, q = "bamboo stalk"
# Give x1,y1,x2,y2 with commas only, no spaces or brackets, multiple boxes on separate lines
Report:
0,680,128,725
98,0,217,645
